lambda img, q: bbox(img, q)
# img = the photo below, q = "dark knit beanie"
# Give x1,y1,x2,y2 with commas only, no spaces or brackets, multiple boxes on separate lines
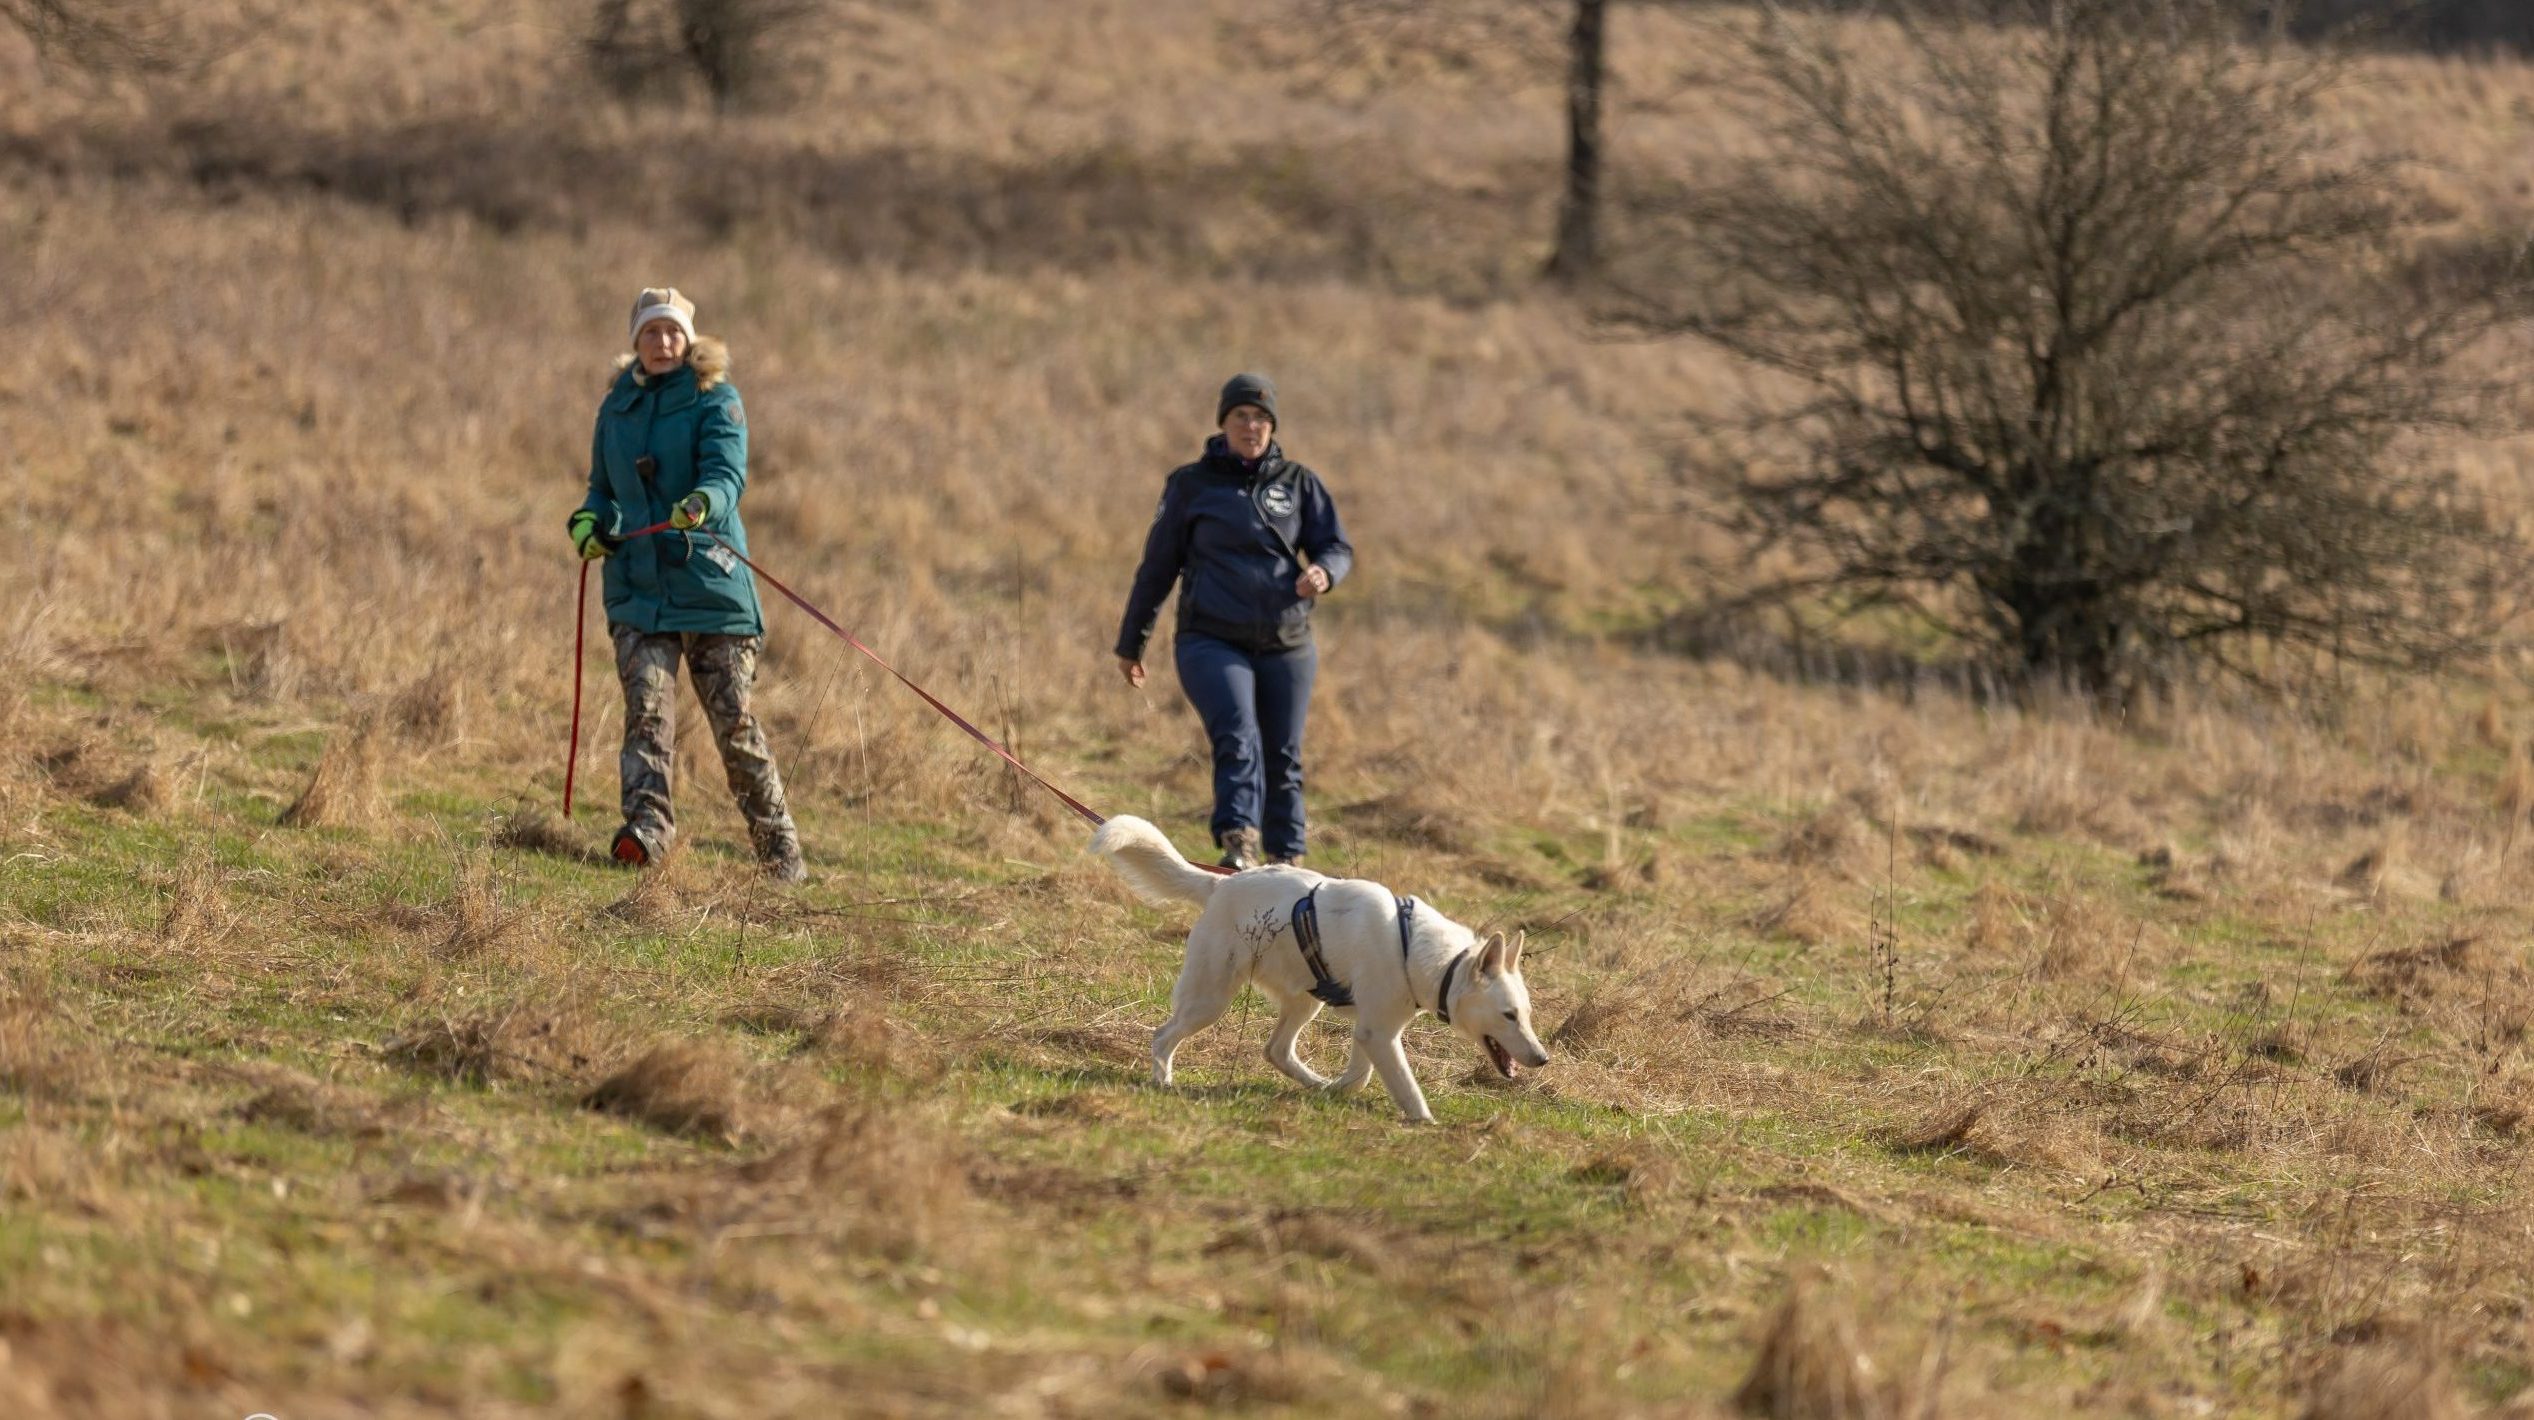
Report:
1216,372,1278,428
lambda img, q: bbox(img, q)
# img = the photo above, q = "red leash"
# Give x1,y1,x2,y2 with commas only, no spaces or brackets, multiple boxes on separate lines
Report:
566,522,1183,855
565,558,589,817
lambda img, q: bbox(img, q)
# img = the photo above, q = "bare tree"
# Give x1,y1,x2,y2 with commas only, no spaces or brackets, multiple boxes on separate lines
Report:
1302,0,1613,281
1611,0,2527,698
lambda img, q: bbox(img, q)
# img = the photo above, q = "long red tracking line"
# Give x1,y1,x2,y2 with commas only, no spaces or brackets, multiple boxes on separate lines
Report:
565,518,1235,873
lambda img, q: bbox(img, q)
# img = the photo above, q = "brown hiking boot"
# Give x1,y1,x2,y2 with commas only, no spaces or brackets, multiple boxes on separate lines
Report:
1217,827,1263,871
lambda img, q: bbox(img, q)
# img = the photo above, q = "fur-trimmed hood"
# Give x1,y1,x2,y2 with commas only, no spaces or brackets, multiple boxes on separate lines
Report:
615,334,730,391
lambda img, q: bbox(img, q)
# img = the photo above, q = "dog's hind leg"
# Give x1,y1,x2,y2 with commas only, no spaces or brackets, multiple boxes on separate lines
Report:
1329,1028,1375,1093
1263,996,1329,1088
1151,946,1241,1089
1362,1027,1433,1123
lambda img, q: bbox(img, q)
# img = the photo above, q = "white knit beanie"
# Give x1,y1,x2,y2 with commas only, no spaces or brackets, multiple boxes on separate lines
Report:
629,286,697,345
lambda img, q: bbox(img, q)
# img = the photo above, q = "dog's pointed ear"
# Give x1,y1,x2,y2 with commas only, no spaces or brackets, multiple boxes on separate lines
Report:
1478,931,1507,977
1508,929,1526,972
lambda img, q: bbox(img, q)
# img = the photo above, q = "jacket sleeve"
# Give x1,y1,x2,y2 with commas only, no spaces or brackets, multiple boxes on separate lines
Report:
576,413,616,532
1114,472,1192,660
691,387,748,523
1300,471,1353,590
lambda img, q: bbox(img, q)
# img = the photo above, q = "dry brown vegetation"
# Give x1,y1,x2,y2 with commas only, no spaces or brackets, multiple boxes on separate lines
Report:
10,0,2534,1415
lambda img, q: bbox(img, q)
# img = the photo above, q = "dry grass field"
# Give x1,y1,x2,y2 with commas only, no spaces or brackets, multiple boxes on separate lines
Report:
13,1,2534,1415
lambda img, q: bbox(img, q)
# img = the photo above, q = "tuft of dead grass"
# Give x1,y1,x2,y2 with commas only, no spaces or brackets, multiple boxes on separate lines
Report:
1964,881,2024,955
731,1094,971,1259
1748,872,1858,947
491,800,596,860
277,716,384,829
390,661,467,746
92,759,171,814
2297,1336,2467,1420
582,1040,748,1144
602,860,692,929
383,1000,612,1088
233,1073,391,1139
156,850,232,948
1333,791,1475,854
1775,806,1864,873
1732,1270,1890,1420
1893,1096,1990,1157
0,982,86,1102
431,852,523,960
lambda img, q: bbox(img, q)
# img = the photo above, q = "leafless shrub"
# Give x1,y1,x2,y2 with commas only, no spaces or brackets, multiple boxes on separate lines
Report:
582,1041,747,1144
1610,0,2529,701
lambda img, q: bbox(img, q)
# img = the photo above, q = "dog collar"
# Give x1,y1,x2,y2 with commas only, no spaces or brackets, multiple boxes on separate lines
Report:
1396,897,1470,1023
1433,950,1470,1025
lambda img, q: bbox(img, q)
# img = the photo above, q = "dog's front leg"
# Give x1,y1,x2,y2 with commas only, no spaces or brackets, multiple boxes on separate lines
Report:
1363,1026,1433,1123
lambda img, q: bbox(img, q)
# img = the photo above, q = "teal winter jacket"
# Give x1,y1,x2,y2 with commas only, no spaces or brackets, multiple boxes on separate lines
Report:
573,336,765,636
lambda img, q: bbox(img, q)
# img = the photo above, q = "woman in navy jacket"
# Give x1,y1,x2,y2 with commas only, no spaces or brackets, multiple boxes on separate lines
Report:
1115,374,1354,869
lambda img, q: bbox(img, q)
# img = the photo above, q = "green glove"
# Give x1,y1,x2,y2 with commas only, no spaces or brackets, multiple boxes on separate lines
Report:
669,491,710,531
568,510,609,561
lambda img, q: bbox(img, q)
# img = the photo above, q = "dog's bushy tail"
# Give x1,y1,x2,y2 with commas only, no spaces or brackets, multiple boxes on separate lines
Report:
1090,816,1220,907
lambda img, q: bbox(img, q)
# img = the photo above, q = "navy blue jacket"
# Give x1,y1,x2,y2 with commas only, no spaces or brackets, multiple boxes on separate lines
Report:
1115,436,1355,658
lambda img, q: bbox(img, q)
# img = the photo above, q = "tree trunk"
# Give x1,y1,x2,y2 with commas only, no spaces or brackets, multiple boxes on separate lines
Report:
1545,0,1607,282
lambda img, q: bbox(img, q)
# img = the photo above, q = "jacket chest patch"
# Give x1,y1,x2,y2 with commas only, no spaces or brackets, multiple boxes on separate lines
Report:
1258,483,1296,519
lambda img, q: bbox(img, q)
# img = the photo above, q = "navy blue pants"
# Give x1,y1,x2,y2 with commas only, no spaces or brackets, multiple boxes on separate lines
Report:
1173,632,1317,859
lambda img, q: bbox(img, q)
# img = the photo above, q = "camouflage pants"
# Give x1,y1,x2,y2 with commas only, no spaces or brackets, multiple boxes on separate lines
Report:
611,625,798,861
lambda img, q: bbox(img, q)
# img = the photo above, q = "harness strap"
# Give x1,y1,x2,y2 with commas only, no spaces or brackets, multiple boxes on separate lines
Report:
1291,889,1352,1008
1289,890,1425,1011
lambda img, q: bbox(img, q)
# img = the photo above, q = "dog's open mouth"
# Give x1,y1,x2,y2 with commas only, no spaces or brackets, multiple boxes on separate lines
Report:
1485,1035,1518,1080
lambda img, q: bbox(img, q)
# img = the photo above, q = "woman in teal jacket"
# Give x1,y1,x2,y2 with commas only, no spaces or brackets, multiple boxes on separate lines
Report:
568,287,804,882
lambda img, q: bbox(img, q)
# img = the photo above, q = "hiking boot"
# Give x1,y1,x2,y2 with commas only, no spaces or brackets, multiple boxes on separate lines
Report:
610,825,651,868
1217,827,1263,871
759,834,807,885
1265,853,1301,868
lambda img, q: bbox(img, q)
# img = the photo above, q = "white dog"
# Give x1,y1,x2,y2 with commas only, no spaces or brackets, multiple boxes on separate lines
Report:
1091,816,1550,1123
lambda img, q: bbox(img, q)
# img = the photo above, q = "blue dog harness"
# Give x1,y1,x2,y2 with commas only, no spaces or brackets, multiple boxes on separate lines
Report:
1289,890,1469,1022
